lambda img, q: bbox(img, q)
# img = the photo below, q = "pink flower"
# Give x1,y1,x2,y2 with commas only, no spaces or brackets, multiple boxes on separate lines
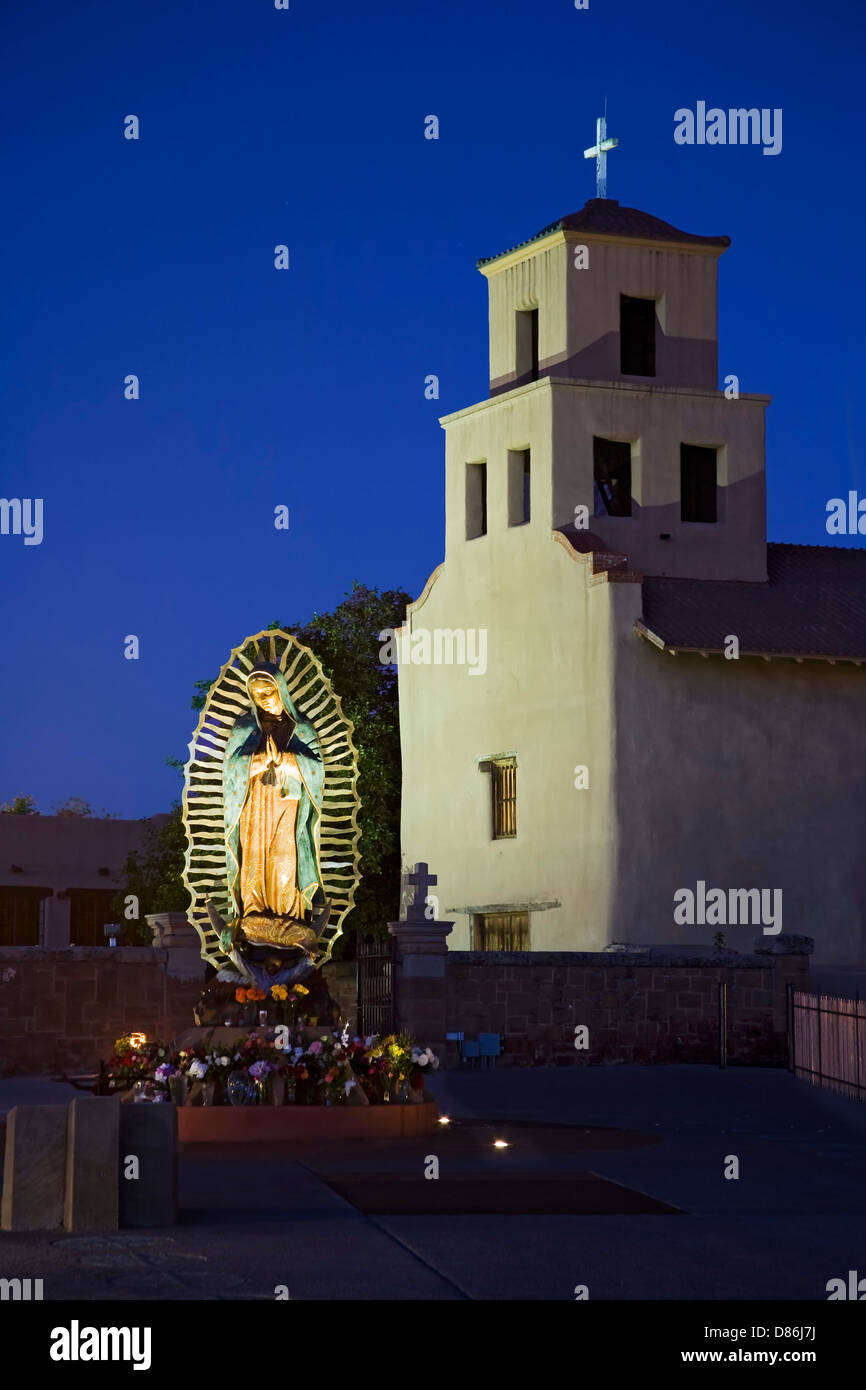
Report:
309,1041,323,1055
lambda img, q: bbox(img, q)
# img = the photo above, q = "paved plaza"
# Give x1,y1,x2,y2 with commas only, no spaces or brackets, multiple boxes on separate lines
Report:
1,1064,864,1300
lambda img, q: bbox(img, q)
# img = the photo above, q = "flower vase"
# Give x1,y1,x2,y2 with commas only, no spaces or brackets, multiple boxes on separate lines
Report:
168,1074,188,1107
396,1079,410,1104
226,1070,257,1106
271,1074,286,1106
202,1080,217,1107
255,1075,273,1106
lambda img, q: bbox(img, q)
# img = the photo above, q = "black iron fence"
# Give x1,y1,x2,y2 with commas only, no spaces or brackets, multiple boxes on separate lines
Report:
790,988,866,1100
356,935,394,1038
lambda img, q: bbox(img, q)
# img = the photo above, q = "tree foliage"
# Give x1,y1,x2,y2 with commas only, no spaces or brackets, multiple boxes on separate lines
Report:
53,796,118,818
116,803,191,944
275,582,410,949
0,795,39,814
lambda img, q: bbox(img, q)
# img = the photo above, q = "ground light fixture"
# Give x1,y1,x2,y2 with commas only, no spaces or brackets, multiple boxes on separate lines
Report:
493,1139,509,1149
438,1115,451,1125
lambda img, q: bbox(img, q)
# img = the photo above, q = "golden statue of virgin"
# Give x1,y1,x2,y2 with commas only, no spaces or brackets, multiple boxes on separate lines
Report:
182,630,361,983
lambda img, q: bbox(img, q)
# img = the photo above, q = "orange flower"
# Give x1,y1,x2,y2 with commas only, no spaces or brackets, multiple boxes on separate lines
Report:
247,987,267,1002
235,987,247,1003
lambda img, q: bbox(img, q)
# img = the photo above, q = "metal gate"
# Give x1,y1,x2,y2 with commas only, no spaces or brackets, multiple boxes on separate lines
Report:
356,935,394,1038
790,988,866,1100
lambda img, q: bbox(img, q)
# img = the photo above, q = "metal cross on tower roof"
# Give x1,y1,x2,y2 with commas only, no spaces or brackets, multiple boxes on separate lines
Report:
584,114,619,199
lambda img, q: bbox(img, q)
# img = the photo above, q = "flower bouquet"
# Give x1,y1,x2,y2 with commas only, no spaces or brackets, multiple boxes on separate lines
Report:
409,1045,440,1093
269,981,310,1025
236,985,267,1026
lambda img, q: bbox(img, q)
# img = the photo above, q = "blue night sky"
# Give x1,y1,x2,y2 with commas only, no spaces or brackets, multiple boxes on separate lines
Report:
1,0,864,818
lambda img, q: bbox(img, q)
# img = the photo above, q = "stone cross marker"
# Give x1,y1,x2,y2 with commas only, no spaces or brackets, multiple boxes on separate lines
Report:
406,862,437,921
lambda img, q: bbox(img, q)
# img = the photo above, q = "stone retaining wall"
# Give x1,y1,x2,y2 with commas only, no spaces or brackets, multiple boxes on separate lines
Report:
0,945,360,1077
390,930,812,1067
0,947,204,1076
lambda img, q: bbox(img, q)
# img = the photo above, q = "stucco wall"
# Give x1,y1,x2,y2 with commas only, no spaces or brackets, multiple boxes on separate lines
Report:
399,516,620,951
551,380,769,582
484,233,722,394
609,590,866,968
442,377,768,584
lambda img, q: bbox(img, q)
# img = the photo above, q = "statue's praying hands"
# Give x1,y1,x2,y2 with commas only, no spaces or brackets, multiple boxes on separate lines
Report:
250,735,286,777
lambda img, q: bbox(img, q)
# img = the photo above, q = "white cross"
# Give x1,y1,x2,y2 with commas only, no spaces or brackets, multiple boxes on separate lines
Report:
584,115,619,199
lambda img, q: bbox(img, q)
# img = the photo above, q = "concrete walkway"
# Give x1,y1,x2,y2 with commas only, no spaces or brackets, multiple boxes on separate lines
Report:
0,1065,863,1299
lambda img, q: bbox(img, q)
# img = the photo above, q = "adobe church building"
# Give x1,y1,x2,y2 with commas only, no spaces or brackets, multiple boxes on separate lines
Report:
397,197,866,995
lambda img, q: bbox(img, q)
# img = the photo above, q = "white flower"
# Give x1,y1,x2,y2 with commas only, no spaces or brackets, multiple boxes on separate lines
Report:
188,1059,209,1081
344,1078,356,1095
219,1055,230,1067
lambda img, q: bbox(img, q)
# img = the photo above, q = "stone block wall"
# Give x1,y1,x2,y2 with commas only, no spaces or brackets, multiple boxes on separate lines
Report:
322,961,358,1033
441,945,809,1066
0,947,204,1076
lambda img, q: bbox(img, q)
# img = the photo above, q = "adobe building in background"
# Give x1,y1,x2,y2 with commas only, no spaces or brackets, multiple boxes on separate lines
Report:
0,813,167,947
397,197,866,994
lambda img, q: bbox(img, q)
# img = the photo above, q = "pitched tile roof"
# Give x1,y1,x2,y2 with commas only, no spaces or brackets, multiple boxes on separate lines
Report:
478,199,730,267
639,543,866,662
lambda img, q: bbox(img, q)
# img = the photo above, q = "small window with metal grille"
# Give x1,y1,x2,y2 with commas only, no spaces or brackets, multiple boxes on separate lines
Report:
472,911,530,950
489,756,517,839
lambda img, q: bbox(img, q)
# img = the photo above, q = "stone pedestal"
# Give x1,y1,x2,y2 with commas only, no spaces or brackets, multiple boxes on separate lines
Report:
754,933,812,1035
147,913,205,983
388,919,453,1054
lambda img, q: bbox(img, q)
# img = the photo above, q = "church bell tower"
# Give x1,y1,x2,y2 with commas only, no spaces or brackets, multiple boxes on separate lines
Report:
446,181,771,582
